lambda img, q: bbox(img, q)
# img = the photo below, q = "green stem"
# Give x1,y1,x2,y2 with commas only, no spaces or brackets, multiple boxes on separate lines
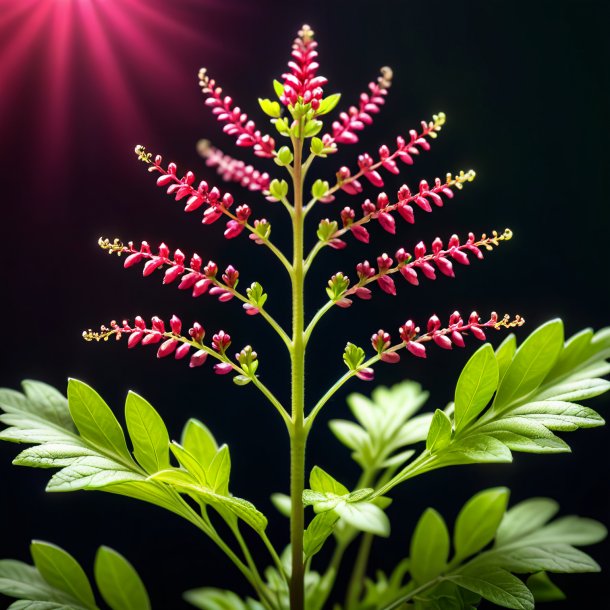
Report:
289,126,307,610
380,577,443,610
345,532,374,609
303,299,334,344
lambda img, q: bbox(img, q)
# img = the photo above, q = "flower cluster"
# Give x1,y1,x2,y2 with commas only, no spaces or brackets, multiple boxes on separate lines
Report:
198,68,276,158
327,229,512,307
197,140,271,193
82,315,243,376
324,66,393,146
280,24,327,109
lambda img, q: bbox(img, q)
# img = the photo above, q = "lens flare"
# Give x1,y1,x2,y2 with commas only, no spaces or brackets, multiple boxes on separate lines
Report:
0,0,223,178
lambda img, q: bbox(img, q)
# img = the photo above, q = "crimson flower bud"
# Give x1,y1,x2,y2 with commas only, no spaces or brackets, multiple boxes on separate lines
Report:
157,339,178,358
189,350,208,368
214,362,233,375
189,322,205,343
175,343,191,360
170,315,182,335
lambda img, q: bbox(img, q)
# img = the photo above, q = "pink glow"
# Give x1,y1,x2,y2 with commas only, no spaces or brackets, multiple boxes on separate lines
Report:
0,0,223,177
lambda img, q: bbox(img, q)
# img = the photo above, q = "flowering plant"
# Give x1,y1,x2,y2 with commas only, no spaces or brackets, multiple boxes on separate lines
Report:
0,24,608,610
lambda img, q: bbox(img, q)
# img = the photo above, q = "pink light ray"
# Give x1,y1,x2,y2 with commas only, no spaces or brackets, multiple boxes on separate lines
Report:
75,0,148,140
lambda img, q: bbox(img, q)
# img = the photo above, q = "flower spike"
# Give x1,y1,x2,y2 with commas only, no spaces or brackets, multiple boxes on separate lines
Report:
324,66,393,147
97,238,256,308
335,170,476,244
134,146,255,240
280,24,327,110
326,229,513,308
83,316,239,374
329,112,447,196
197,140,271,194
198,69,276,158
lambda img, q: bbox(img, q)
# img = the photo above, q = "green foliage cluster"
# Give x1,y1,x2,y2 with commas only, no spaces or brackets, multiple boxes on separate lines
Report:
0,320,608,608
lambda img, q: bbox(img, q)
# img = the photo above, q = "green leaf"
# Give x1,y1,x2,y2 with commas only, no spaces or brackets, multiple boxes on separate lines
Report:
328,420,369,451
496,498,559,546
169,442,208,485
206,445,231,495
454,345,499,432
13,444,98,468
268,179,288,200
311,179,330,200
343,343,365,371
0,560,75,604
495,335,517,382
272,79,284,100
7,602,85,610
525,572,565,602
67,380,131,463
447,567,534,610
181,419,218,470
536,378,610,402
183,587,252,610
303,511,339,558
510,401,604,431
30,542,96,610
426,409,452,452
270,493,291,518
454,488,509,560
493,320,564,412
94,546,150,610
410,508,450,583
21,381,75,431
45,456,144,492
475,418,570,453
303,119,323,138
334,501,390,537
125,391,169,474
309,466,349,496
257,98,280,118
315,93,341,116
436,435,513,467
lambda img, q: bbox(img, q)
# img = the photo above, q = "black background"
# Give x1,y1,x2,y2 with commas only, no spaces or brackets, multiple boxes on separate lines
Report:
1,0,609,608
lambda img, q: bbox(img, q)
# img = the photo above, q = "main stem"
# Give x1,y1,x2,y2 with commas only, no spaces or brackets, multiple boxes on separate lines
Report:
290,130,306,610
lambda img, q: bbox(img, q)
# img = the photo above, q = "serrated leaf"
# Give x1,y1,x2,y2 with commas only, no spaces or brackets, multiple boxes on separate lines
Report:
94,546,150,610
455,345,499,432
67,380,131,463
335,501,390,537
477,418,570,453
447,567,534,610
493,320,564,412
536,378,610,402
14,444,97,468
30,542,96,610
125,392,169,474
303,511,339,558
181,419,218,470
525,572,565,602
481,543,601,573
436,435,513,467
525,516,607,546
426,409,452,452
46,456,144,492
510,401,604,431
410,508,450,583
21,381,75,431
454,488,509,560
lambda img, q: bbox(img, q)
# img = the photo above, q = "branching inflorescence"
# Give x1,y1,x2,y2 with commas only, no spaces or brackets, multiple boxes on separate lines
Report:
0,22,607,610
83,27,525,607
31,21,602,610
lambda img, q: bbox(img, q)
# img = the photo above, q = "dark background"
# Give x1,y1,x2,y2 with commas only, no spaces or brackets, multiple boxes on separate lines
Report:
1,0,609,608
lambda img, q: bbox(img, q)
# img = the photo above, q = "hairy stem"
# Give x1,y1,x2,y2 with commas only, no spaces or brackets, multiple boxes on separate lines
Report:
289,124,307,610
